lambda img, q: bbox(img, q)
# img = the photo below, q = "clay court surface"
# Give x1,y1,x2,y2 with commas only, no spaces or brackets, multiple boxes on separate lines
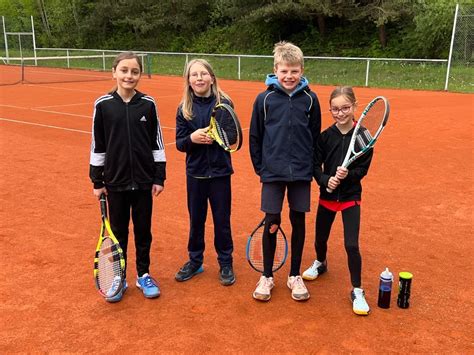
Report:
0,69,472,353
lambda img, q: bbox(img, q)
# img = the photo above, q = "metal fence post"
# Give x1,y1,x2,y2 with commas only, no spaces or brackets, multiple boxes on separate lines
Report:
365,59,370,87
2,16,9,63
238,56,241,80
445,4,460,91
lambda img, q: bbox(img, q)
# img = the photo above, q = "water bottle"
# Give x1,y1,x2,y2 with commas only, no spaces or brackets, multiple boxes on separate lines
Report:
377,267,393,309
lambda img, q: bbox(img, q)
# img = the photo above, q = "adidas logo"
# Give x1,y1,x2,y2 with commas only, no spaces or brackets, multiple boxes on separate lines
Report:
140,116,147,122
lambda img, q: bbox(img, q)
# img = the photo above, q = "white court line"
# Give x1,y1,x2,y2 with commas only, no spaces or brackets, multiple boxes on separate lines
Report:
35,108,91,118
0,104,175,129
0,117,177,145
23,83,106,94
0,104,32,110
36,107,176,129
0,103,91,118
35,102,91,109
0,117,90,134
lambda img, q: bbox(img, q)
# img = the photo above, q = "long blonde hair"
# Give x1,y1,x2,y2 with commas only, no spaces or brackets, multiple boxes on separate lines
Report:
180,58,231,120
109,51,143,94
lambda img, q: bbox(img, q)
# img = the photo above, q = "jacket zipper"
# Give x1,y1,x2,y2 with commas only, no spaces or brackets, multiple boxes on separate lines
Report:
288,96,293,179
337,134,346,201
206,144,212,178
125,102,136,189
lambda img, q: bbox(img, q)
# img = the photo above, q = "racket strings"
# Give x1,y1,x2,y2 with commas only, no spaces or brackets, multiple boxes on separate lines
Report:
97,238,124,296
355,100,387,152
214,119,233,148
362,100,386,136
248,230,286,272
214,108,240,150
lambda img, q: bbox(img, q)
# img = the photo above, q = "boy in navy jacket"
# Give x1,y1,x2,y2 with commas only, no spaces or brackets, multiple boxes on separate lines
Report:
249,41,321,301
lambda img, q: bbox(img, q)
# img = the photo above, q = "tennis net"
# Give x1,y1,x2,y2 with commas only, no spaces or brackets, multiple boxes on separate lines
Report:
0,53,150,85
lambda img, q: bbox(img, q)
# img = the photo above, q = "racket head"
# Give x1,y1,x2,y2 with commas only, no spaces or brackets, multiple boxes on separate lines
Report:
327,96,390,193
352,96,390,154
246,218,288,273
94,194,126,298
208,103,243,152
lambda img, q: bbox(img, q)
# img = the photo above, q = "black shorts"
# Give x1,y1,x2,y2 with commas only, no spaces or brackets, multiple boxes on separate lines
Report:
261,181,311,214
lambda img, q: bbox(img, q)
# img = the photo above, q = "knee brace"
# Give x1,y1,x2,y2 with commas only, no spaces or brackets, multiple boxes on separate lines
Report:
265,213,281,233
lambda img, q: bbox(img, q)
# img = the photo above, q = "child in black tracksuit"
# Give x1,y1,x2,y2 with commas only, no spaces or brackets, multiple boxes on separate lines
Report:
302,86,373,315
89,52,166,302
249,42,321,302
174,59,235,286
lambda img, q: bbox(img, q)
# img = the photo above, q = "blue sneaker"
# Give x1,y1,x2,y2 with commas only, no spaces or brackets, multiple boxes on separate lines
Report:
136,273,160,298
105,279,128,303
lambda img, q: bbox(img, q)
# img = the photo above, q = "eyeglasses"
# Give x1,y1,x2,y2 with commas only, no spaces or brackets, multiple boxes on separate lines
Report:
190,71,211,78
329,105,353,115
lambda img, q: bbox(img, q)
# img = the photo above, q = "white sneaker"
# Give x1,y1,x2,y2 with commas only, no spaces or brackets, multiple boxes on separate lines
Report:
106,275,122,297
287,276,310,301
253,276,274,301
351,288,370,315
302,259,327,280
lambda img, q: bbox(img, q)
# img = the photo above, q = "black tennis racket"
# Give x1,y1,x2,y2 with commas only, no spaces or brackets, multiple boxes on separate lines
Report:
246,218,288,273
327,96,390,193
93,193,126,298
207,103,243,153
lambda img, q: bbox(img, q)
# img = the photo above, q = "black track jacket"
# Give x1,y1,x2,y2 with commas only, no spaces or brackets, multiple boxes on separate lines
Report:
89,91,166,191
314,124,373,201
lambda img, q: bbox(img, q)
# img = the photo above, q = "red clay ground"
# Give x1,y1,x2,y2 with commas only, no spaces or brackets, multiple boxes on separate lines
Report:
0,72,472,353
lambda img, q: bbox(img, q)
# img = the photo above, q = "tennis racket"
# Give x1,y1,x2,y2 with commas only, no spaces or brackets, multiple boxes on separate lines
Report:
246,218,288,273
327,96,390,193
207,103,243,153
93,193,126,298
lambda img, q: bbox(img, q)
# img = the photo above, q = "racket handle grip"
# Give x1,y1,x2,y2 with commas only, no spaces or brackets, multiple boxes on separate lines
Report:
99,193,108,218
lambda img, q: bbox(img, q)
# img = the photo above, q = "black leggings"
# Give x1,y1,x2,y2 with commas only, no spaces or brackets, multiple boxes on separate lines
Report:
263,210,305,278
315,204,362,287
107,189,153,278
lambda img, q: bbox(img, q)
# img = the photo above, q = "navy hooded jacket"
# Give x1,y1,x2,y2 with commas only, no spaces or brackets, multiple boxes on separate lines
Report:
176,94,233,178
249,74,321,182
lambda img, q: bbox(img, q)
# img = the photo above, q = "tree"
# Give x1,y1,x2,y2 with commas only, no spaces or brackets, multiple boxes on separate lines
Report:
402,0,461,58
348,0,415,48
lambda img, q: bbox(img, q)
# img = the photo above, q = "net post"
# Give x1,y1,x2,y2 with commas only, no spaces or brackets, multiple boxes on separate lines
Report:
445,3,459,91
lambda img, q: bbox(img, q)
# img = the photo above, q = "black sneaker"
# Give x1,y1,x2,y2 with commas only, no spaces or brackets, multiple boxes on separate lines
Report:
219,265,236,286
175,261,204,282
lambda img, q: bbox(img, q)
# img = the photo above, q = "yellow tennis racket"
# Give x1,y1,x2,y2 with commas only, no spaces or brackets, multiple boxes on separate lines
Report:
207,103,243,153
93,193,125,299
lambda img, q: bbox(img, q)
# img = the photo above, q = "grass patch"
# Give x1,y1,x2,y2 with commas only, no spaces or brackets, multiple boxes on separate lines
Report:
1,50,472,93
